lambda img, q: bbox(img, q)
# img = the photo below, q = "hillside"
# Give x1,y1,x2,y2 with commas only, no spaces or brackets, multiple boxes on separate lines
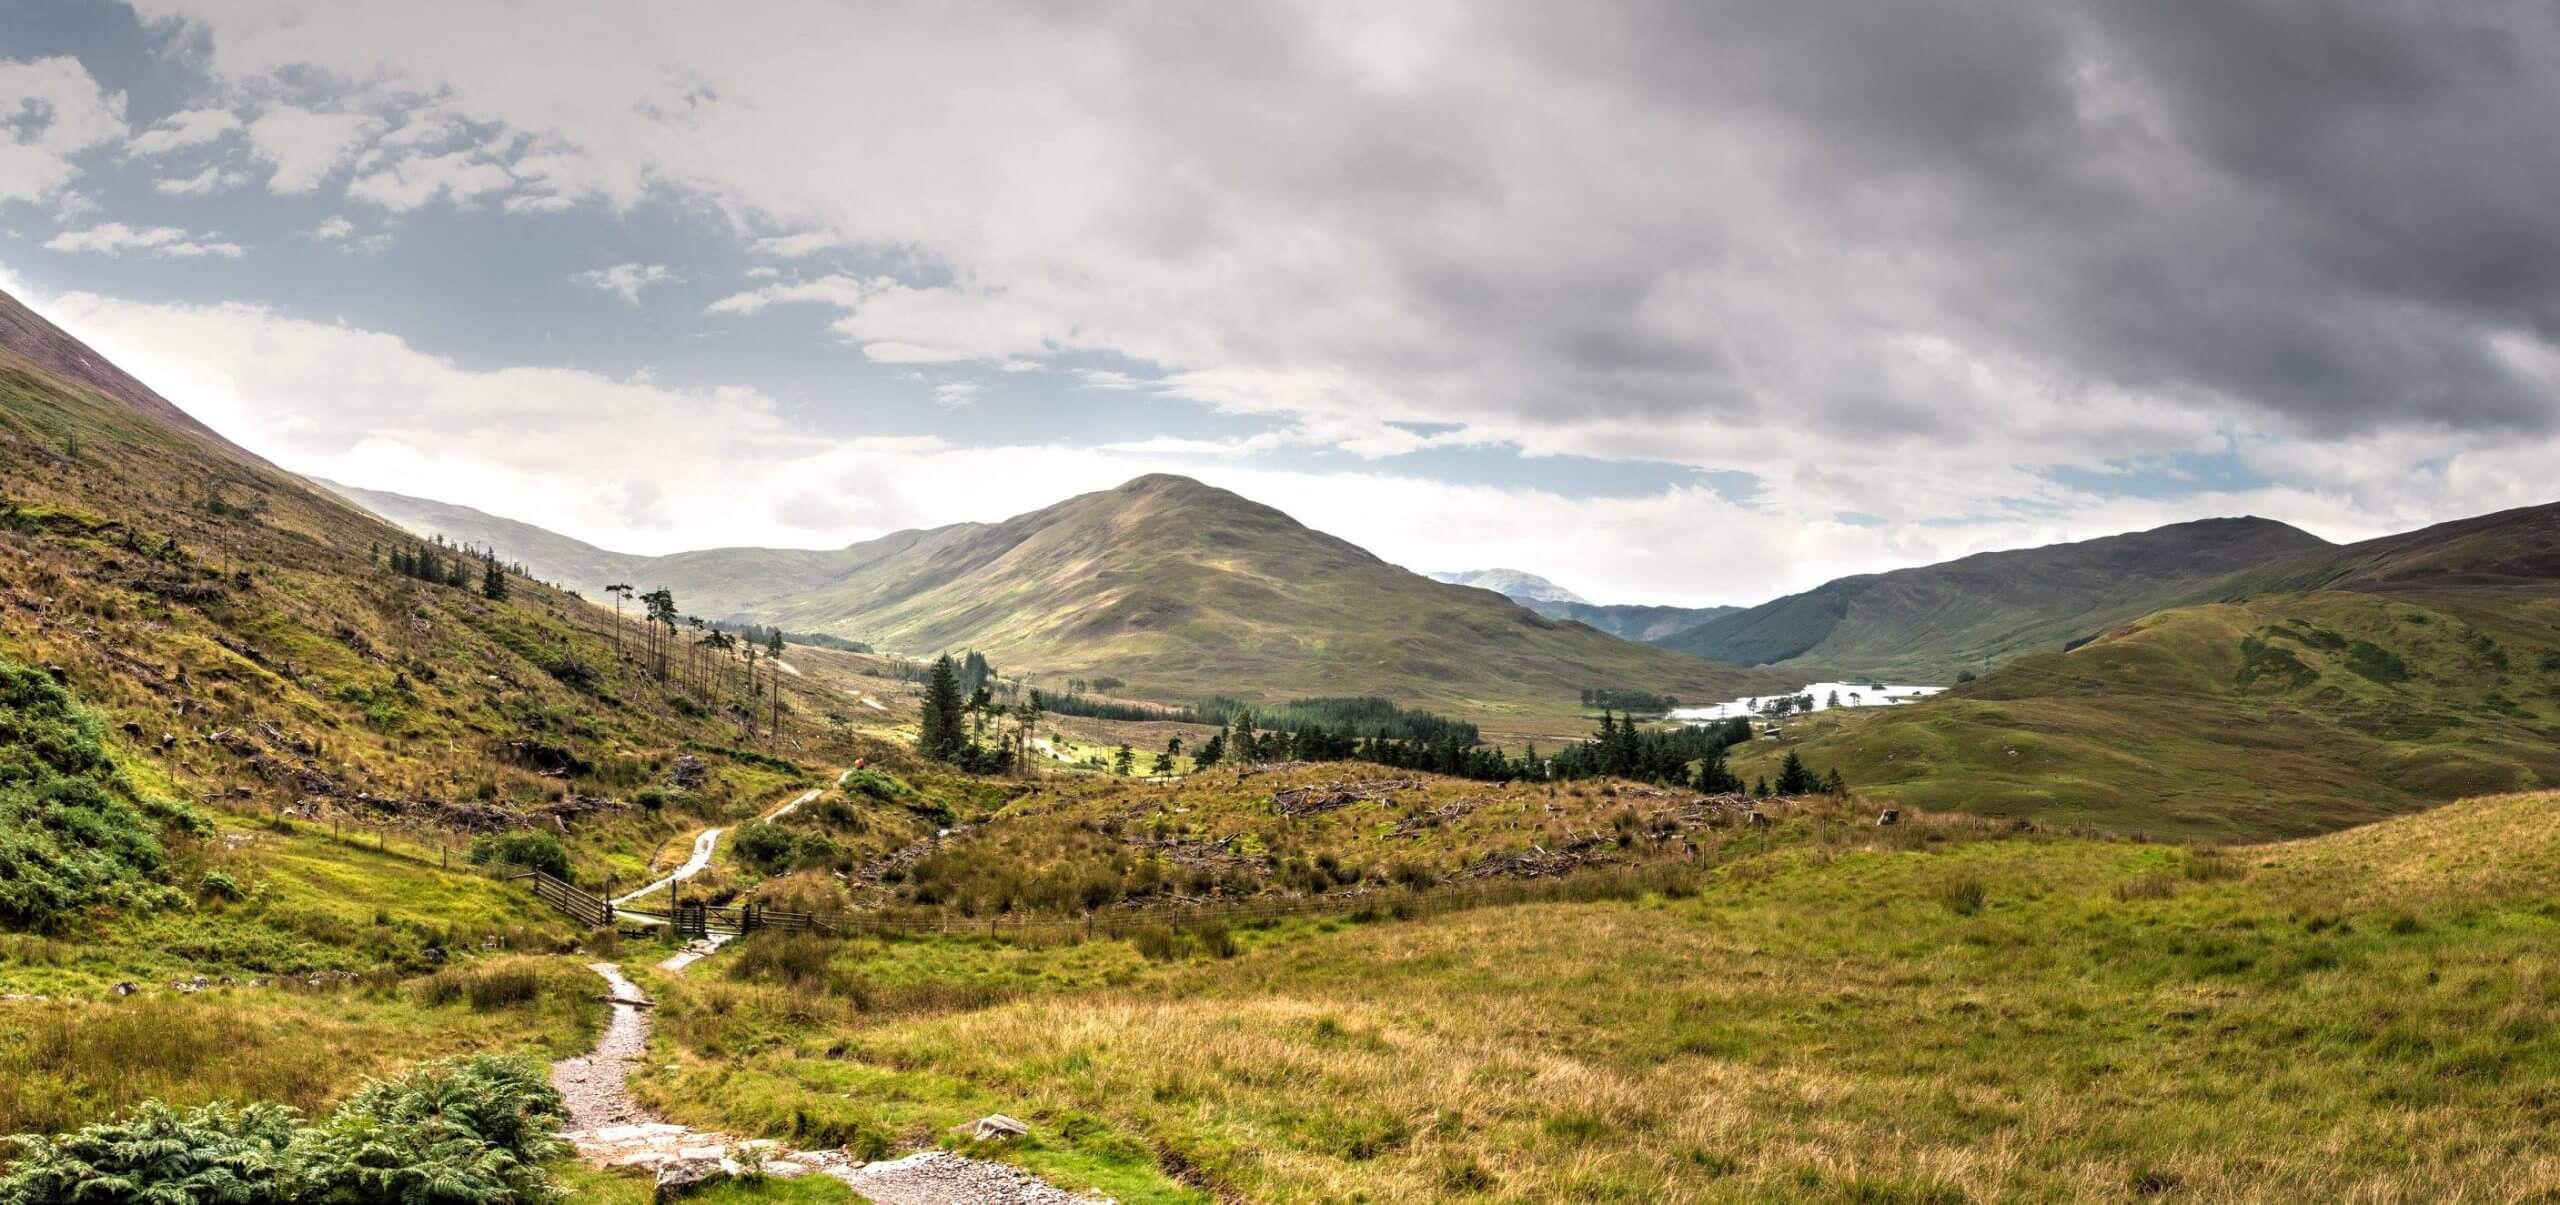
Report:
1425,567,1586,604
1731,584,2560,840
0,285,861,865
332,476,1788,738
1659,516,2335,680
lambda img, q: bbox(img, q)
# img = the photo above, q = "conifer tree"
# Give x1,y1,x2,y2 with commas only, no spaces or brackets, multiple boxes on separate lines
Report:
480,558,508,601
1113,743,1136,775
1776,749,1815,795
921,654,966,762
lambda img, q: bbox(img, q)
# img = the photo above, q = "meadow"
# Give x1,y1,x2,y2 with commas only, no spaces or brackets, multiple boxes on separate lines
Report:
635,790,2560,1201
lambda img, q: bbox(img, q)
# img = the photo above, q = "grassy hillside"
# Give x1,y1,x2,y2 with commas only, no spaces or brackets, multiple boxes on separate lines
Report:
641,789,2560,1201
341,474,1789,740
1660,516,2334,681
1730,587,2560,839
0,297,863,840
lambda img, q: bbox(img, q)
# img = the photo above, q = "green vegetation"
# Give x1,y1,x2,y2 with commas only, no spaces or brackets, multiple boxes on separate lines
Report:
0,1055,565,1204
642,790,2560,1201
0,658,202,929
1735,590,2560,839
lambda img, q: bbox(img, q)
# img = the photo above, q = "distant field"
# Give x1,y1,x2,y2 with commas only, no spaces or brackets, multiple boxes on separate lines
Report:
640,790,2560,1201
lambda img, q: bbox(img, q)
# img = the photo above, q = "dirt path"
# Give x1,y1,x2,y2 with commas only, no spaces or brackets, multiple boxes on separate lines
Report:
611,785,823,907
551,773,1101,1201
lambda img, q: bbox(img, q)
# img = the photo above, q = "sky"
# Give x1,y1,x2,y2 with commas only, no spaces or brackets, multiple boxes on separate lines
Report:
4,1,2558,608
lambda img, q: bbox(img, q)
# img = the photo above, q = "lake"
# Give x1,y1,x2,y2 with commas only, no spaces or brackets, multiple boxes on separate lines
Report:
1667,681,1944,724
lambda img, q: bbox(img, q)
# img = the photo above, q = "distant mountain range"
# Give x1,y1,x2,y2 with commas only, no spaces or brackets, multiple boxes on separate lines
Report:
1426,568,1739,642
326,477,1787,733
1427,568,1587,604
1656,517,2337,681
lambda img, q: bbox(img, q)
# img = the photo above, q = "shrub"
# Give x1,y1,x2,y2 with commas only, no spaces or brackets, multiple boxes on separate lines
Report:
467,831,571,882
733,822,801,875
0,1055,566,1204
0,659,203,930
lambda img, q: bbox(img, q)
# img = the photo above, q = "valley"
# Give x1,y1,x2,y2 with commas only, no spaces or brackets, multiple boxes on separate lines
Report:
3,269,2557,1205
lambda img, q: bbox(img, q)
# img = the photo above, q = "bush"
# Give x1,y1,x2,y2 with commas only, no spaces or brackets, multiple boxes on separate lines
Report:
467,831,572,882
0,1055,566,1204
0,659,203,930
733,822,801,875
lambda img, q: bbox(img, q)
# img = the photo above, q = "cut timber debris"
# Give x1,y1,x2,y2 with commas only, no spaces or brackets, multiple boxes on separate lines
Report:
953,1114,1031,1142
1271,777,1424,818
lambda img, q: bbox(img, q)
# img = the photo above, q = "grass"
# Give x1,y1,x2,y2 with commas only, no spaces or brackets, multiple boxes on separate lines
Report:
638,789,2560,1201
1731,589,2560,840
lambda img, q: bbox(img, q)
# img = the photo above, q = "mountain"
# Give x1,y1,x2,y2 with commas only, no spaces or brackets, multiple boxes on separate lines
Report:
1658,516,2336,680
1416,571,1739,641
0,286,856,838
1427,568,1587,604
333,476,1787,734
1539,600,1739,643
1731,502,2560,841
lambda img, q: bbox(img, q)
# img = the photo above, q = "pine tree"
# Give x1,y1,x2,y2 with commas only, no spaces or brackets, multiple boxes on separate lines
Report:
1113,744,1135,775
1230,710,1259,765
480,558,508,600
921,654,966,762
1776,749,1815,795
1194,731,1225,769
1822,766,1847,796
1752,777,1771,798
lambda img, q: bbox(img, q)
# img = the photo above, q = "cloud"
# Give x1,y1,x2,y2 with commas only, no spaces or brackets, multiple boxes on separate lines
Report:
0,56,126,203
346,148,514,210
245,104,377,193
126,107,241,156
154,164,250,195
931,381,979,408
313,216,354,240
575,262,677,304
44,222,244,258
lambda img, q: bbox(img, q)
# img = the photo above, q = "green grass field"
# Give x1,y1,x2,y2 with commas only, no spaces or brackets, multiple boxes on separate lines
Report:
637,789,2560,1201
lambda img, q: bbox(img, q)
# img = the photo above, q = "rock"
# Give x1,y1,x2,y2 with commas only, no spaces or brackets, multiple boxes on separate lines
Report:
954,1113,1031,1142
111,982,138,997
653,1156,729,1201
1876,809,1901,826
1746,811,1771,828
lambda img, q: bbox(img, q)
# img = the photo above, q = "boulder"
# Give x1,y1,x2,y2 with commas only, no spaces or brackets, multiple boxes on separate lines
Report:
1876,809,1901,826
653,1156,729,1201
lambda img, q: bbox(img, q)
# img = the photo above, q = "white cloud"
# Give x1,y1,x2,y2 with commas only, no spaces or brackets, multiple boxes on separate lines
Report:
313,216,355,240
44,222,245,258
126,107,241,156
704,273,875,316
575,262,677,304
0,57,126,204
154,164,250,195
346,148,514,210
931,381,979,408
245,104,377,193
